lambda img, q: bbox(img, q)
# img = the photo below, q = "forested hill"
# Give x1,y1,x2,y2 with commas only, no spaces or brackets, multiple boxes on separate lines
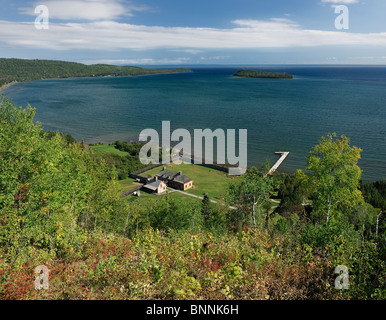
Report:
0,58,192,87
233,69,294,79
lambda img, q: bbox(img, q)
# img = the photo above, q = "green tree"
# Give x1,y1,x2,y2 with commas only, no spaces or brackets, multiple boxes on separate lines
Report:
277,169,315,217
200,194,227,234
201,194,212,226
228,163,276,231
148,197,198,232
307,133,364,224
80,138,86,150
360,180,386,250
0,97,128,265
361,180,386,213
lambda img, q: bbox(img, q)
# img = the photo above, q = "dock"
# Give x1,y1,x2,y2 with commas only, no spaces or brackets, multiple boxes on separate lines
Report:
267,152,290,175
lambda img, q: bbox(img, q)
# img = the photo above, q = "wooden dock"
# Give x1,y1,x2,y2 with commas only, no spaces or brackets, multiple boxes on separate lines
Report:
268,152,290,175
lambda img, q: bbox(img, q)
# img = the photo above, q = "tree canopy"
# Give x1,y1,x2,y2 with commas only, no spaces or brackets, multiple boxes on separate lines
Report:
0,96,128,264
228,163,277,230
307,133,364,224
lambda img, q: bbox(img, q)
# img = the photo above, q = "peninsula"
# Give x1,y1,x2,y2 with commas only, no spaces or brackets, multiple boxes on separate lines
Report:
0,58,192,90
233,69,294,79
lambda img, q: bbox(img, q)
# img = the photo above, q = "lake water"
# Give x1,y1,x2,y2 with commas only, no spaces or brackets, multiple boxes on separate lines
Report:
3,65,386,181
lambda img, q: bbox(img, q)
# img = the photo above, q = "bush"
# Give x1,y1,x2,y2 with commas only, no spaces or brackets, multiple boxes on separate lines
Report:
91,148,148,180
0,97,129,265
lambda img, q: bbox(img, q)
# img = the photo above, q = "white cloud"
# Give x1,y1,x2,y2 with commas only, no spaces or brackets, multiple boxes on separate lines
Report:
321,0,359,3
1,18,386,52
199,55,231,61
19,0,133,21
169,49,203,54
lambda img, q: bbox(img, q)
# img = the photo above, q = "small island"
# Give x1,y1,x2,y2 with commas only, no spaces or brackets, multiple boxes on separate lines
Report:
233,69,294,79
0,58,192,90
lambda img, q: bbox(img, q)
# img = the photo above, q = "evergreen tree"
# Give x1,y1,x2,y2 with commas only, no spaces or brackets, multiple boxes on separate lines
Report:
201,193,212,226
81,138,86,150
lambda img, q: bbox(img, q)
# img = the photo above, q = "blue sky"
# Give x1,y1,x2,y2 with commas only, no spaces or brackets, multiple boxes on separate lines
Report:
1,0,386,65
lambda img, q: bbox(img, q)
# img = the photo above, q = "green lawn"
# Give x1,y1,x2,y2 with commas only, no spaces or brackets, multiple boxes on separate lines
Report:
88,144,129,156
116,177,141,194
140,162,240,200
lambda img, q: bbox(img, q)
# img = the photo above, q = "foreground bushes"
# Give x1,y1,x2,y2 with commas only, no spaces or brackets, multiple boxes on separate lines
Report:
0,228,341,300
4,222,383,300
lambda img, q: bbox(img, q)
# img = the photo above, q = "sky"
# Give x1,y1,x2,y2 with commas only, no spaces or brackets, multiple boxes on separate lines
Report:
1,0,386,65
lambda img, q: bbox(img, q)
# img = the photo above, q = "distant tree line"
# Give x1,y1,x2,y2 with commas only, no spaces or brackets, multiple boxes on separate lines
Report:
43,130,78,145
233,69,294,79
0,58,192,87
89,141,151,180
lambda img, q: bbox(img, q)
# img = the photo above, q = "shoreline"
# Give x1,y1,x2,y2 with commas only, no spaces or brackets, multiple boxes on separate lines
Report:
0,81,18,92
0,69,192,93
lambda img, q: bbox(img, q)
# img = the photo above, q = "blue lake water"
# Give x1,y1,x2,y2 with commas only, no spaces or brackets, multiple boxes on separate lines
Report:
3,65,386,181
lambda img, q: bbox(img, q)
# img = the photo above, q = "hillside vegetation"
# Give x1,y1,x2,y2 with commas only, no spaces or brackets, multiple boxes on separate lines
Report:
0,58,191,88
0,97,384,300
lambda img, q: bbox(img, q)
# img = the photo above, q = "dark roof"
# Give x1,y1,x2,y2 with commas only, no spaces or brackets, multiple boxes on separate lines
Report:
172,173,193,184
155,168,193,184
155,169,178,180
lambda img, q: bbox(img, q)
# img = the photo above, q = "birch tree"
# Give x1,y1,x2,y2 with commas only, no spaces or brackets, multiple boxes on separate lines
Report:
307,133,364,224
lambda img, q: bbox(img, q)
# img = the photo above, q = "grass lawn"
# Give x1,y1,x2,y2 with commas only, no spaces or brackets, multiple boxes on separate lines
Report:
140,162,240,201
115,177,142,194
88,144,129,156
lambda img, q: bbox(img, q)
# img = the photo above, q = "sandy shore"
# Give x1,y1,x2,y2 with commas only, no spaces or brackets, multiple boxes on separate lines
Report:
0,81,18,92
